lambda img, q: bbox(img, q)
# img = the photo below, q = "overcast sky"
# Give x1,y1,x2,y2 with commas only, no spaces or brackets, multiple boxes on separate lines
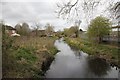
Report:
0,0,119,31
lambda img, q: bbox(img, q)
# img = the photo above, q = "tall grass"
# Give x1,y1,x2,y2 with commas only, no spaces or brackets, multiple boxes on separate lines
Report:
13,37,55,51
3,36,58,78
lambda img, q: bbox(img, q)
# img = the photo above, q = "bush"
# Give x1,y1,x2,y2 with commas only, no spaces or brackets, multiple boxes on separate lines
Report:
87,16,111,43
48,47,59,55
15,47,37,63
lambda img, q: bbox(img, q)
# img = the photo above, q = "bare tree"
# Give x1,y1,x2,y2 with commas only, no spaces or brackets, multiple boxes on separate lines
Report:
56,0,102,22
45,23,54,36
33,21,41,36
56,0,119,25
108,2,120,25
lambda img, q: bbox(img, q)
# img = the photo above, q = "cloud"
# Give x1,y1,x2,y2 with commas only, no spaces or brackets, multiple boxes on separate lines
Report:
1,0,119,31
1,1,72,31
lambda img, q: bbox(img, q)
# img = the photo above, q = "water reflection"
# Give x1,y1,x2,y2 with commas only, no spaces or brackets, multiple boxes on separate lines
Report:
88,57,111,77
45,39,119,78
72,50,81,59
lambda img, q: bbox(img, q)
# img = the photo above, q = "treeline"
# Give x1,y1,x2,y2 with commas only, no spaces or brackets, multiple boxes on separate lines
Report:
63,16,115,44
15,23,55,37
15,23,30,36
1,15,117,44
1,22,55,37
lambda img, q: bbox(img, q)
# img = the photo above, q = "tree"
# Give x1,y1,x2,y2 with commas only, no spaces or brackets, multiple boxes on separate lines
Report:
15,22,30,36
87,16,111,43
56,0,118,25
45,23,54,36
56,0,101,21
107,2,120,22
63,26,79,37
69,26,79,37
111,2,120,38
33,22,41,36
63,28,69,37
15,23,22,34
22,22,30,35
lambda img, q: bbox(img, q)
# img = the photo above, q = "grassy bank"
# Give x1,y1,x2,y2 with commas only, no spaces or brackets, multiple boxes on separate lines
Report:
3,36,58,78
65,37,119,68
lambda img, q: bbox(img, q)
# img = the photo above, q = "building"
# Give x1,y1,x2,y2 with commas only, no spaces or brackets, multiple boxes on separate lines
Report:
30,30,46,37
4,25,20,36
114,2,120,25
105,2,120,42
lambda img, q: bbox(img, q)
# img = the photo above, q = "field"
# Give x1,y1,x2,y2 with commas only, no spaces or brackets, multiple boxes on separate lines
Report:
2,36,58,78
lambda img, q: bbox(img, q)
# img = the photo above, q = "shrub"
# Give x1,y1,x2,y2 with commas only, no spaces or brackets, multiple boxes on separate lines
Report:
15,47,37,63
48,47,59,55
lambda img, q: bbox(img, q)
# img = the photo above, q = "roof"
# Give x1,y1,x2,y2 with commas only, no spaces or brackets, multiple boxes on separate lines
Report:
5,25,16,30
112,26,120,28
11,33,20,37
32,30,45,32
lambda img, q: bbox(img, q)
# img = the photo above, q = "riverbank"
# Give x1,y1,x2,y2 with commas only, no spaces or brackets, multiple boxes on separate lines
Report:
64,37,119,68
3,36,59,78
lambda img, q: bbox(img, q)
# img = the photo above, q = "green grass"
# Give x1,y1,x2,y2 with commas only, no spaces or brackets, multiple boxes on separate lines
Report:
48,47,59,55
3,36,58,78
15,47,37,63
65,37,119,67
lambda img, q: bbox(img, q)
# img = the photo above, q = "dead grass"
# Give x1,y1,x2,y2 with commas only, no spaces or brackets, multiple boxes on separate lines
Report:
3,36,58,78
13,36,55,51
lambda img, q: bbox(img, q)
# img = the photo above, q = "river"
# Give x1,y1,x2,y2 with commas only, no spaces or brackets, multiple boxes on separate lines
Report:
45,38,119,78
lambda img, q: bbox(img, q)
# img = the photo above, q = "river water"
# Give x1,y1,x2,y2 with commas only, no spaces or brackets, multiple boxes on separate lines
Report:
45,38,119,78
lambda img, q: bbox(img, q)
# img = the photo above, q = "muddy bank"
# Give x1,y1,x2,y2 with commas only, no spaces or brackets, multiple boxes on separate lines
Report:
41,56,54,73
89,54,119,69
34,49,59,78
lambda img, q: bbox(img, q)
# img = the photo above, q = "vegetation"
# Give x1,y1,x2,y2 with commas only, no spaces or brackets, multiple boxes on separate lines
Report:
15,22,30,36
2,21,58,78
55,30,63,38
63,26,79,37
1,0,119,78
56,0,117,25
33,22,41,36
45,23,54,36
65,37,119,68
87,16,111,43
3,36,58,78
